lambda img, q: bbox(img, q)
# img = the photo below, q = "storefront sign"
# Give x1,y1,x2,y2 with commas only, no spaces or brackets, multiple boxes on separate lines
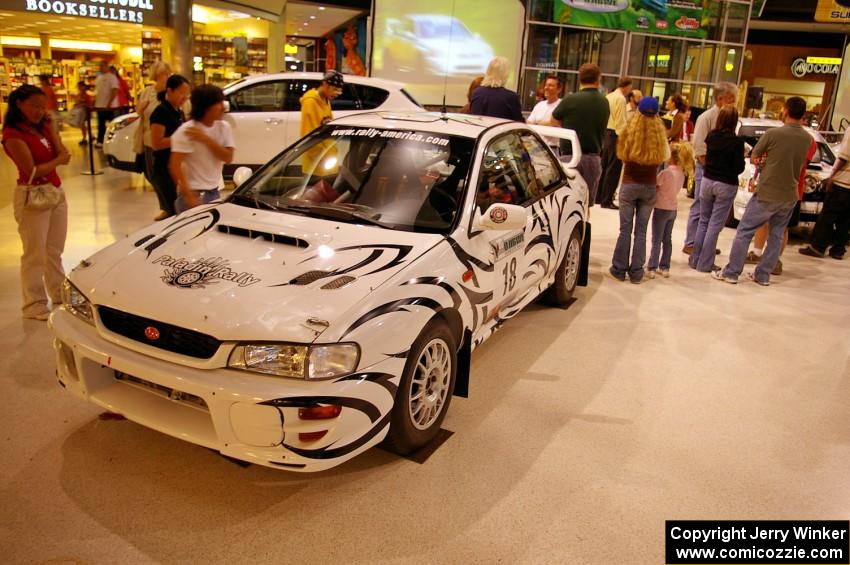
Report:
815,0,850,23
0,0,167,25
554,0,707,39
791,57,842,78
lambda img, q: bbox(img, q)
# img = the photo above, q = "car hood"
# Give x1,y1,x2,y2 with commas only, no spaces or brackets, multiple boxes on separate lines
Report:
70,203,441,343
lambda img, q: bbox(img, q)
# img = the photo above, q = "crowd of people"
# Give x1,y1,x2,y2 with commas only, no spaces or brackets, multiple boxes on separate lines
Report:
462,57,848,287
2,56,848,321
1,61,238,320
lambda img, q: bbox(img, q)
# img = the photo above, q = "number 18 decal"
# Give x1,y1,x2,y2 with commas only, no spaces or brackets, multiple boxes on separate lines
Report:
502,257,517,293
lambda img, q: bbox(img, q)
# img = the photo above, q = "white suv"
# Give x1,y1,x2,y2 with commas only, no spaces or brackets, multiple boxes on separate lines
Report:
104,73,422,176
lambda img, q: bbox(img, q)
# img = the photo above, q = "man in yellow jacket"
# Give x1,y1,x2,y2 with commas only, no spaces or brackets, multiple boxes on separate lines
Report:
300,70,344,137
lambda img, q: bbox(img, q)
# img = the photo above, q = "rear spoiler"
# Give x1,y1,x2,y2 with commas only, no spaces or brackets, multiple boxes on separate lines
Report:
529,125,582,170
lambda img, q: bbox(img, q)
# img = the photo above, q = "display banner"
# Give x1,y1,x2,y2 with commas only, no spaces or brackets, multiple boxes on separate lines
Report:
553,0,707,39
0,0,168,26
815,0,850,23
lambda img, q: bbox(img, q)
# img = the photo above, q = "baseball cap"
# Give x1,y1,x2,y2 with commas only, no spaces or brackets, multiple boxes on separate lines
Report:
323,70,344,88
638,96,659,116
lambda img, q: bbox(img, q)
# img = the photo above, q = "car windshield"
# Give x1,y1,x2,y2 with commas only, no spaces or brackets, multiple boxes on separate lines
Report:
737,125,835,166
230,126,475,234
416,19,473,40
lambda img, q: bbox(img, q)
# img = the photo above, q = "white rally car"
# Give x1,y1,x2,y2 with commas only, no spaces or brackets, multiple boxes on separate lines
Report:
104,72,422,176
730,118,835,227
51,112,590,471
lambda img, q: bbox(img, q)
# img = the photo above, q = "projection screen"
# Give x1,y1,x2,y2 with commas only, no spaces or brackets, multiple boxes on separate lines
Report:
371,0,525,107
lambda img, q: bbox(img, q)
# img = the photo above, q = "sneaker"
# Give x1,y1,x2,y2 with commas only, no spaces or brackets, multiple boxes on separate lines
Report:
608,267,626,282
771,260,782,276
629,276,643,285
78,139,88,146
746,272,769,286
829,251,845,260
711,269,737,284
682,245,694,255
798,246,825,258
745,251,761,264
153,210,172,221
647,270,657,279
659,268,670,278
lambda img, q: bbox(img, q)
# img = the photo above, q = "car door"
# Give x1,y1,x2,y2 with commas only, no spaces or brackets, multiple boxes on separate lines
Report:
224,79,287,166
465,132,540,326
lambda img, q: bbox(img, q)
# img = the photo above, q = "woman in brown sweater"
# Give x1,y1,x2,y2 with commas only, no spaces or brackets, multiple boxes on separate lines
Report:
609,96,670,283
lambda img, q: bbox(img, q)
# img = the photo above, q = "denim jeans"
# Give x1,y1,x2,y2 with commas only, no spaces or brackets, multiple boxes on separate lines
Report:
723,197,796,283
175,189,221,214
576,154,602,207
611,183,657,280
689,178,737,272
648,208,677,271
684,161,704,247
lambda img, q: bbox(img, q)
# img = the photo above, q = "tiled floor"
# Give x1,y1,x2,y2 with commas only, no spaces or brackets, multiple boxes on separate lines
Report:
2,130,849,564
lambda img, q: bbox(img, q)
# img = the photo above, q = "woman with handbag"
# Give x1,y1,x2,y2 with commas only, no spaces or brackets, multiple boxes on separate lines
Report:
2,84,71,320
135,60,171,218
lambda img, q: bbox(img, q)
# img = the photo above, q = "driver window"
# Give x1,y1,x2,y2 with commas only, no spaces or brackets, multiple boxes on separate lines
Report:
229,81,285,112
476,134,539,211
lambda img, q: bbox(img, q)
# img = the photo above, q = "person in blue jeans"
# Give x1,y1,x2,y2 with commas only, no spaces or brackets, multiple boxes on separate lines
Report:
610,96,669,283
648,142,693,277
683,81,738,253
714,97,813,286
689,105,745,272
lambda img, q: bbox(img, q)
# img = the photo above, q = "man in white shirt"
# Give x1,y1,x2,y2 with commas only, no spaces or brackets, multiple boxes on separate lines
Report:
527,75,563,150
93,60,119,147
170,85,236,213
625,89,642,124
597,77,633,209
683,81,738,253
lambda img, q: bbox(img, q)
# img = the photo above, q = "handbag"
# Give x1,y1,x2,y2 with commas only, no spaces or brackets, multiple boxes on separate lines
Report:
67,105,86,129
23,168,62,211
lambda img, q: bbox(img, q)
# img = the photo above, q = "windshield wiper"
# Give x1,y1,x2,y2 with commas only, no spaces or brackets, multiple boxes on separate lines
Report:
282,203,387,227
229,193,286,211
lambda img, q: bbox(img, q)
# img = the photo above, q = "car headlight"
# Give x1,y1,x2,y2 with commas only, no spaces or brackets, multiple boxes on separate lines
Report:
110,116,138,132
228,343,360,380
803,174,820,194
61,279,94,325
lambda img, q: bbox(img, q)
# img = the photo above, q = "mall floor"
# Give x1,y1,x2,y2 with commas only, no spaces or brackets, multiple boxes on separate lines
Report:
1,130,849,565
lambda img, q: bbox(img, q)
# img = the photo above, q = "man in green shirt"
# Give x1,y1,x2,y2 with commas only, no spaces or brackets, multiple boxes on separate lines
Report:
714,96,813,286
551,63,610,206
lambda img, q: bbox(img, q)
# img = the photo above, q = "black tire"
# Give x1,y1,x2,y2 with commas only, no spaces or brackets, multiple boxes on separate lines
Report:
544,225,582,307
383,320,457,455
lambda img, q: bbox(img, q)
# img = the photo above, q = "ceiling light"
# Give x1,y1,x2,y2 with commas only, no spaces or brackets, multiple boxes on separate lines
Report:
318,6,326,10
309,15,316,19
304,22,309,26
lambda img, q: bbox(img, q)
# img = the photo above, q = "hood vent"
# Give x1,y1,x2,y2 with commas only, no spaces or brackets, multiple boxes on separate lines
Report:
290,270,333,285
217,225,308,248
321,275,356,289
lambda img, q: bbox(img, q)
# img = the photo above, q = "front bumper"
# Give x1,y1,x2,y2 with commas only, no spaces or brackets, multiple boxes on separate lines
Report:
50,308,402,472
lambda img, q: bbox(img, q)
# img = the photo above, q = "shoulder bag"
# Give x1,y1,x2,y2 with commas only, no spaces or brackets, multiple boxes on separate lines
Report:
23,167,62,211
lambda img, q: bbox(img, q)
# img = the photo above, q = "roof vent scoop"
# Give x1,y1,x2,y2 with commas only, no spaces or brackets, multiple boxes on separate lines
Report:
321,276,356,289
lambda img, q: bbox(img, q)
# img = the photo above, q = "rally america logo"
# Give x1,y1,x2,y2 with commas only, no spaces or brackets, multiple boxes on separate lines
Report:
153,255,262,289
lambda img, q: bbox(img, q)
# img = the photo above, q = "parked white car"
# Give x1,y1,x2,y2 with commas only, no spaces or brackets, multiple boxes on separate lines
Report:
731,119,835,226
104,73,422,175
51,113,591,471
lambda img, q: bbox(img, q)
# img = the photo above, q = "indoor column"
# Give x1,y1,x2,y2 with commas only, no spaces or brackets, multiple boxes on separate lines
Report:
169,0,193,76
268,2,287,75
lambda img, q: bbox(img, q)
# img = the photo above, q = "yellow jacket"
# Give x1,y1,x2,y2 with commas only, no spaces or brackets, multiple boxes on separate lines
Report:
300,88,333,137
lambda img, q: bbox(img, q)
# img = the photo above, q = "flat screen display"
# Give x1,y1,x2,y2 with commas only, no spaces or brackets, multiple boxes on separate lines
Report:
371,1,525,107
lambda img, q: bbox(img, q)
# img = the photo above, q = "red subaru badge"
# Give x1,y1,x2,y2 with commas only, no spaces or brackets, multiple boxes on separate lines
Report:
144,326,161,341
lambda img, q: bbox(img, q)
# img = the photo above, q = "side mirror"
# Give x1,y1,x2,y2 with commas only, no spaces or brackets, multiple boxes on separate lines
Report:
474,203,527,231
233,166,253,187
223,100,231,113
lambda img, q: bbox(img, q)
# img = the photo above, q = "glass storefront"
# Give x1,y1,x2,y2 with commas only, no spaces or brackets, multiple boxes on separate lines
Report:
523,0,751,111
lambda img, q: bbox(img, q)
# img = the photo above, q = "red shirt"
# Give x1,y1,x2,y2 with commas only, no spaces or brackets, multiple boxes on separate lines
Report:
2,124,61,187
796,139,817,200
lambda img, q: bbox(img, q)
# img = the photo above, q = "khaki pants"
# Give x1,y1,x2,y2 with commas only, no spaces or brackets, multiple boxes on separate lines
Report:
13,185,68,317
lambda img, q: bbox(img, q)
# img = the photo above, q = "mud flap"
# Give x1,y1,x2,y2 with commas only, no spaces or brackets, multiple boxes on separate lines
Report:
453,330,472,398
578,221,591,287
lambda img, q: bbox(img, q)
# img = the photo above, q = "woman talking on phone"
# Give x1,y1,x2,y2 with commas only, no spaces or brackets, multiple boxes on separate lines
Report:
2,84,71,320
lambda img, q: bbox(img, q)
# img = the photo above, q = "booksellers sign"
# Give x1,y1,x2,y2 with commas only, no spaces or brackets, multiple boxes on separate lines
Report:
0,0,168,25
